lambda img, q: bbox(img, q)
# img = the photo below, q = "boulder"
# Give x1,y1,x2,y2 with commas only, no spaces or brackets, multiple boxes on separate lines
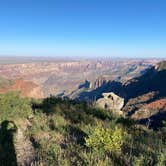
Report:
96,92,124,115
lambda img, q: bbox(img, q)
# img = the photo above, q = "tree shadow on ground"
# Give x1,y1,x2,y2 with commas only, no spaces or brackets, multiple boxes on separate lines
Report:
0,120,18,166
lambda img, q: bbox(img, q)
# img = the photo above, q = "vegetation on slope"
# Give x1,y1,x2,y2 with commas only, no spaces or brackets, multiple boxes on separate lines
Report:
0,93,166,165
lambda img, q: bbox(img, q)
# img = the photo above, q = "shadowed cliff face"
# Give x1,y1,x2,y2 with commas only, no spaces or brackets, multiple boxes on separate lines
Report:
123,66,166,101
74,81,123,102
0,121,17,166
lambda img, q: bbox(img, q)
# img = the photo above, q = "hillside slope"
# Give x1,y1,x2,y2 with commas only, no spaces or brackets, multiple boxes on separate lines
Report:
0,93,166,166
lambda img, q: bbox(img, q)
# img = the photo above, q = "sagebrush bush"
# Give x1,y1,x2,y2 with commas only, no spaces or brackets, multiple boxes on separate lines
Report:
156,151,166,166
85,124,127,153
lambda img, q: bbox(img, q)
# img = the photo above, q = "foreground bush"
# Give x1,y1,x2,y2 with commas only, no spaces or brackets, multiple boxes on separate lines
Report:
85,124,126,154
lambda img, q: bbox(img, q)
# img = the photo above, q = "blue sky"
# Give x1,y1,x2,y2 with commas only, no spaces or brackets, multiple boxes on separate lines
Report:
0,0,166,58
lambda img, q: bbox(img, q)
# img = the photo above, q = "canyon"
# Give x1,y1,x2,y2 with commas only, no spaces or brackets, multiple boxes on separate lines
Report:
0,58,160,98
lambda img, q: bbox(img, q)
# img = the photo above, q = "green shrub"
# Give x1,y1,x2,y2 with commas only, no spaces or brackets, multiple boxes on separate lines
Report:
156,151,166,166
0,92,32,122
29,111,50,136
85,124,127,153
49,114,68,133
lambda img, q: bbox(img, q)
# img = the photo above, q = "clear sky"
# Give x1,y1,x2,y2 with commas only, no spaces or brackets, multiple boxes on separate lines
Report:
0,0,166,58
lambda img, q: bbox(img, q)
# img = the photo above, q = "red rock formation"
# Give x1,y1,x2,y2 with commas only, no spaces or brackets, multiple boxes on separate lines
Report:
144,98,166,111
0,79,44,98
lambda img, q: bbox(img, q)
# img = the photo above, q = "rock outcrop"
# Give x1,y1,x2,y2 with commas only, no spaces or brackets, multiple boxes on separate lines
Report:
96,92,124,115
89,76,108,89
131,98,166,119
